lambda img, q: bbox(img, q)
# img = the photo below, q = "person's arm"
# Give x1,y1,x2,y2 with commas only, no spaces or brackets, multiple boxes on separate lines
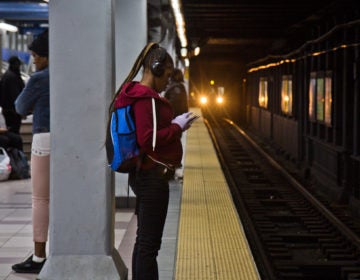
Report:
15,75,41,116
133,99,182,153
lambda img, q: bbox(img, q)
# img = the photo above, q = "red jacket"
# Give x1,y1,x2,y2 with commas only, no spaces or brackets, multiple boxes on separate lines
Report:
114,82,183,167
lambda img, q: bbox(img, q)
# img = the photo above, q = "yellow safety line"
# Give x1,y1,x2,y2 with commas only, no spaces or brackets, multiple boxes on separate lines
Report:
175,108,260,280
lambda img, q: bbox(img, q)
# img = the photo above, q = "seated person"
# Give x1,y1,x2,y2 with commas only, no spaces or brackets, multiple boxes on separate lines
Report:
0,110,23,150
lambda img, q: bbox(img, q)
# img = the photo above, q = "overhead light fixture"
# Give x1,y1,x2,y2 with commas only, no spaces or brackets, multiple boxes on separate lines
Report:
170,0,187,48
184,58,190,67
0,22,18,32
194,47,200,56
181,47,188,57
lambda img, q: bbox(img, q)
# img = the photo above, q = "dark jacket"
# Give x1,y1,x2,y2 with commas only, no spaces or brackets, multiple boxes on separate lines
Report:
114,82,183,167
15,67,50,134
164,82,188,117
0,69,25,110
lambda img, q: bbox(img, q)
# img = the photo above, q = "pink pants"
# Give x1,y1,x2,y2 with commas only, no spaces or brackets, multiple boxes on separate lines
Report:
31,133,50,242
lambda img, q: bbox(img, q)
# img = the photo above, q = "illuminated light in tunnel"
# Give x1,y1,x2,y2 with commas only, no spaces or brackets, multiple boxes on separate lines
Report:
216,96,224,104
200,96,208,105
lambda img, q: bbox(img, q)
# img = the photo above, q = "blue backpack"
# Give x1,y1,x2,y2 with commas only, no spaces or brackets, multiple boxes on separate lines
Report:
106,99,156,173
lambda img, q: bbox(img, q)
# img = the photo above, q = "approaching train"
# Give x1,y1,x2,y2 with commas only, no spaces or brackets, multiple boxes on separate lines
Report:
240,6,360,216
196,80,225,107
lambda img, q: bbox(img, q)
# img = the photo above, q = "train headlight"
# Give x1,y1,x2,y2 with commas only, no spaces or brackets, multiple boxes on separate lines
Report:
216,96,224,104
199,96,208,105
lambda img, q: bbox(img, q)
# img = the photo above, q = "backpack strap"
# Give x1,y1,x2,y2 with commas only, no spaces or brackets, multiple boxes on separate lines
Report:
151,98,156,151
136,98,156,172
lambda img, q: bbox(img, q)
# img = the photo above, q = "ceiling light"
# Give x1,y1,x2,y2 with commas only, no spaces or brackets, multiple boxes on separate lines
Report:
181,47,188,57
194,47,200,56
184,58,189,67
170,0,187,48
0,22,18,32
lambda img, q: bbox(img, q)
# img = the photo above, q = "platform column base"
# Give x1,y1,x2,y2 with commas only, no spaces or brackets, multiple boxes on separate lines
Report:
37,249,128,280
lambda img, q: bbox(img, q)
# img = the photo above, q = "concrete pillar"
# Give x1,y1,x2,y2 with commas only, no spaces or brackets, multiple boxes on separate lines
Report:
114,0,147,208
38,0,127,279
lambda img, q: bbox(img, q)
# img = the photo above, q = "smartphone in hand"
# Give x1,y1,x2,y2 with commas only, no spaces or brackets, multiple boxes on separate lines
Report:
187,114,200,125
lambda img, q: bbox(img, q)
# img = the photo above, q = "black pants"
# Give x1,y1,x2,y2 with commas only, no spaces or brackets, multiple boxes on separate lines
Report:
129,166,170,280
2,110,22,134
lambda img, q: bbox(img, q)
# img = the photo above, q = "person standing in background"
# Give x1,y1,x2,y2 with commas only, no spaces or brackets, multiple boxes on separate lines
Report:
0,56,25,134
164,68,188,117
164,68,189,179
12,30,50,274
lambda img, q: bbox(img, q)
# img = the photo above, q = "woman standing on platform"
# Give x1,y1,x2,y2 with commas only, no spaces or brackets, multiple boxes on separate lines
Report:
108,43,196,280
12,30,50,274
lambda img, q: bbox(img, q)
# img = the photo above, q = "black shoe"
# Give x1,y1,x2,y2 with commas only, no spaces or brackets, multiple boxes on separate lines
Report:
12,255,46,274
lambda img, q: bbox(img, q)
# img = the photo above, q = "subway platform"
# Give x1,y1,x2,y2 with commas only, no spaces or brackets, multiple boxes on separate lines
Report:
0,107,260,280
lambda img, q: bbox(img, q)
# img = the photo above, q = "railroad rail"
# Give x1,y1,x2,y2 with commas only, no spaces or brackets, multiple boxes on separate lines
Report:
204,112,360,280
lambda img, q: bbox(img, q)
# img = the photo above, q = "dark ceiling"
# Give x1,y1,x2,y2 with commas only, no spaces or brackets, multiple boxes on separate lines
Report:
1,0,358,66
181,0,357,64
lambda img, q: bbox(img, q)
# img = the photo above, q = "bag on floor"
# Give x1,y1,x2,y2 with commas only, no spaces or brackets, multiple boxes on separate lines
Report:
7,147,30,180
0,147,12,181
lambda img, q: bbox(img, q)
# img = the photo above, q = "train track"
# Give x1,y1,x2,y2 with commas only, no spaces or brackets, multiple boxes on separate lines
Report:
204,113,360,280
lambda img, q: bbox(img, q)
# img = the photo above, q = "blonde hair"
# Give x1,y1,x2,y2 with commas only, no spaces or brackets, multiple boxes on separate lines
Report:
106,42,172,139
108,42,158,113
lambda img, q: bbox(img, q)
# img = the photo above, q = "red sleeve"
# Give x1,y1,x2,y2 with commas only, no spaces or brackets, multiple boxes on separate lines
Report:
133,98,182,154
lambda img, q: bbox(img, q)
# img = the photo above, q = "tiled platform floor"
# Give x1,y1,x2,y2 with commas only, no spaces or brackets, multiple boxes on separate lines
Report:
0,176,181,280
0,178,134,280
0,179,134,280
0,178,35,280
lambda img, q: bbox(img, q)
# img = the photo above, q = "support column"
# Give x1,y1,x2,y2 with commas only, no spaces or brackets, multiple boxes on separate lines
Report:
114,0,147,208
354,55,359,156
38,0,127,279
